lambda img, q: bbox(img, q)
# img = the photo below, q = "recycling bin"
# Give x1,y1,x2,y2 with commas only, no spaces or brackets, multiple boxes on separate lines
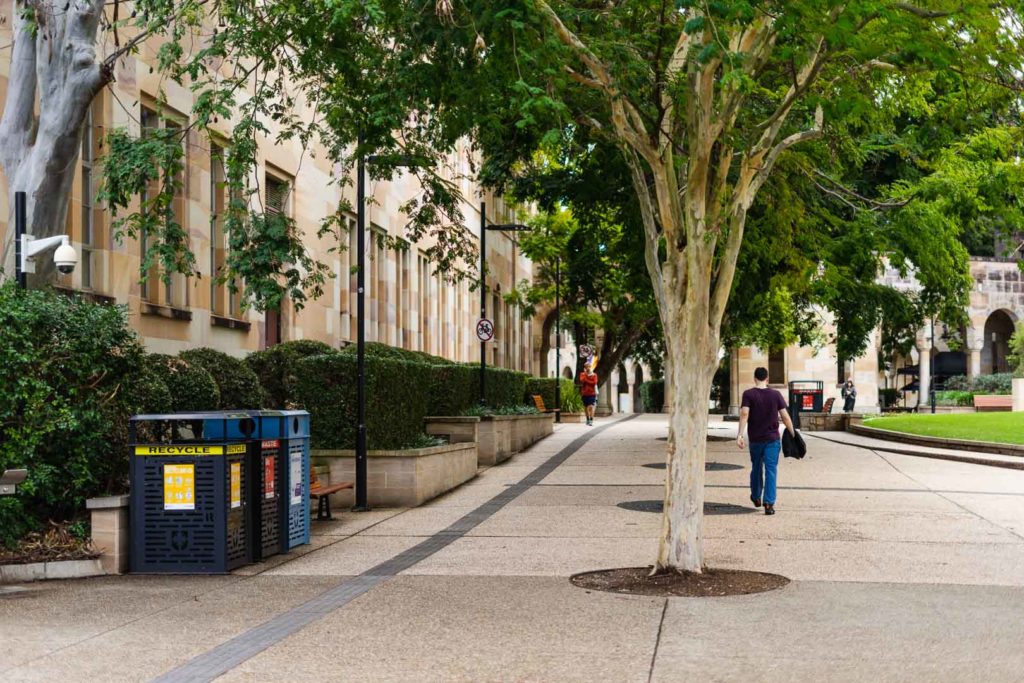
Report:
255,411,311,552
129,412,257,573
787,380,824,429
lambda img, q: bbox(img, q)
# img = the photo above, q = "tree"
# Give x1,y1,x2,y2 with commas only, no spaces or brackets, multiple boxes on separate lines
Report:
406,0,1019,573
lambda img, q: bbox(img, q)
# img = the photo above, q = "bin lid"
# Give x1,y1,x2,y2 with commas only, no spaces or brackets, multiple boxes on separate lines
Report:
788,380,823,390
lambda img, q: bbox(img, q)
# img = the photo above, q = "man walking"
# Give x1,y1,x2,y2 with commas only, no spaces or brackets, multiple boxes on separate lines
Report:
737,367,796,515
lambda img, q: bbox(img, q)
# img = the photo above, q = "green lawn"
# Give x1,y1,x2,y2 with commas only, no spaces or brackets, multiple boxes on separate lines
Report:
862,412,1024,445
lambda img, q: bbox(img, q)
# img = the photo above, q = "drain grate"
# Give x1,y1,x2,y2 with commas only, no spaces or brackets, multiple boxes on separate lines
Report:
642,462,743,472
617,500,755,515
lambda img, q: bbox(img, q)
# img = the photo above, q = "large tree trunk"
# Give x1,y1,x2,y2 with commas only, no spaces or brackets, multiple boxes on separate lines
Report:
0,0,107,282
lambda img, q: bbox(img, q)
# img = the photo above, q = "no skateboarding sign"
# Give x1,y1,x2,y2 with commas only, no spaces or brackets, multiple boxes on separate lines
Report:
579,344,594,359
476,318,494,342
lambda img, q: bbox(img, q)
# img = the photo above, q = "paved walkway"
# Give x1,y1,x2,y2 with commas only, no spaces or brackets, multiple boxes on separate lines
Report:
3,415,1024,682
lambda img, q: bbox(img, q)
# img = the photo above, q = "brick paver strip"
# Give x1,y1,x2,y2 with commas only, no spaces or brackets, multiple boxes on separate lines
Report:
153,414,639,683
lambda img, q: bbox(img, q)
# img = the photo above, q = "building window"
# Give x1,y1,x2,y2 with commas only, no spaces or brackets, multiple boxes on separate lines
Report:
768,349,786,385
210,145,241,318
139,105,188,308
837,357,852,385
263,171,292,347
418,253,431,353
80,103,100,290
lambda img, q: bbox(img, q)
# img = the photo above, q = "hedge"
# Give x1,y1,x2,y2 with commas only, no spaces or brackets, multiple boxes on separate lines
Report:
146,354,220,412
525,378,557,409
247,339,335,408
639,379,665,413
341,341,451,366
180,348,265,409
294,353,432,449
935,390,974,406
0,284,162,547
941,373,1013,395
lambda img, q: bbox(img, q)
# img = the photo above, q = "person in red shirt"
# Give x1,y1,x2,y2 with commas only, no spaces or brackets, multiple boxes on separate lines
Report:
579,361,599,426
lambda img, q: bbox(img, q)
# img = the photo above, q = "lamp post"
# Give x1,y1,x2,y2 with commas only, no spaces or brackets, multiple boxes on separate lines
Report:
554,256,561,422
478,200,530,405
353,144,424,512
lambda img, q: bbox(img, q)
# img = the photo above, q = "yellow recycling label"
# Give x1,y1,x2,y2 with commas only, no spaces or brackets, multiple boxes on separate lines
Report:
164,464,195,511
136,445,224,456
230,462,242,509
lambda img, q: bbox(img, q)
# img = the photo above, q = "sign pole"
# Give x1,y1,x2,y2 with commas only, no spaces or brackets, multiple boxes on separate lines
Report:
354,137,369,512
479,201,487,406
554,256,561,422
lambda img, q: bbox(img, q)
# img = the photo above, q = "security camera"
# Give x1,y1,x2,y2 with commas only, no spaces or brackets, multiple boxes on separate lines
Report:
54,243,79,274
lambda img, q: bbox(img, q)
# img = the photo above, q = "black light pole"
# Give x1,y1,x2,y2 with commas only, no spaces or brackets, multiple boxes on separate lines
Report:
354,141,369,511
354,146,423,511
477,201,530,405
14,191,26,289
554,256,561,422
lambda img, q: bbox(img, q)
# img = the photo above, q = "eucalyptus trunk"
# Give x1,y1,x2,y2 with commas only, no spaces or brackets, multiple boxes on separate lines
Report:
0,0,108,282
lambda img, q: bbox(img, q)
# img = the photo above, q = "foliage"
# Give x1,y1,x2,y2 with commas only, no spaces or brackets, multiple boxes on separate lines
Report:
639,380,665,414
179,348,265,410
1009,328,1024,379
972,374,1014,395
525,378,557,410
462,404,541,417
0,284,154,547
934,391,974,407
406,434,448,449
943,375,972,392
246,340,335,409
864,413,1024,446
145,354,220,413
559,379,584,414
878,388,900,409
340,341,450,365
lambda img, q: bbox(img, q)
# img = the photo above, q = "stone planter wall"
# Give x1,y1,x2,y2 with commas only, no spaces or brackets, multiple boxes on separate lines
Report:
933,406,976,414
0,559,105,584
425,413,556,467
799,412,847,431
477,416,514,466
560,412,585,424
509,414,555,453
87,494,130,574
1014,378,1024,412
312,442,477,508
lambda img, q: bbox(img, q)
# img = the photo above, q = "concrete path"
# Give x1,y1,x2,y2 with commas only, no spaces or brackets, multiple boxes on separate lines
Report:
2,414,1024,682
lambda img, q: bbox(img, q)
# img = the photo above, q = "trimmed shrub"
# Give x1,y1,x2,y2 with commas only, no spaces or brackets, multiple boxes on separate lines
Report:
180,348,265,409
427,363,478,416
484,366,530,410
246,339,335,408
341,341,450,366
878,388,900,408
146,354,220,412
1010,328,1024,378
934,390,974,406
943,375,971,392
0,284,158,547
639,379,665,413
972,373,1013,395
525,378,558,409
293,353,432,449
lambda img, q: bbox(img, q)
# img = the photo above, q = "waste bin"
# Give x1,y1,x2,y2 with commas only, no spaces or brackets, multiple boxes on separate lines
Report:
256,411,311,551
129,413,257,573
207,410,311,555
787,380,824,429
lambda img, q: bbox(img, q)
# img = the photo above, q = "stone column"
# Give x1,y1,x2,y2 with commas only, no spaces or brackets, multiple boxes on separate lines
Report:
87,495,130,575
967,327,984,380
916,327,932,409
596,377,614,416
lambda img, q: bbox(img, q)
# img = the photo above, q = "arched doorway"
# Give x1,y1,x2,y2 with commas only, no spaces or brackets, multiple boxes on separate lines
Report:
983,310,1017,374
562,366,574,380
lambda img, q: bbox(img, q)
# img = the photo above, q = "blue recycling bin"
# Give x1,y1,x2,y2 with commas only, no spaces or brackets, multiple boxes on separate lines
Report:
129,412,257,574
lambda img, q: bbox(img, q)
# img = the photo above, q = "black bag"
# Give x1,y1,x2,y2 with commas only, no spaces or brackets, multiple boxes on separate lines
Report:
782,429,807,459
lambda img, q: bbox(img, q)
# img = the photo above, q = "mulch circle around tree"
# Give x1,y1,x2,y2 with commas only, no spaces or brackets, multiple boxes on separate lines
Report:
643,462,743,471
617,500,754,515
571,566,790,598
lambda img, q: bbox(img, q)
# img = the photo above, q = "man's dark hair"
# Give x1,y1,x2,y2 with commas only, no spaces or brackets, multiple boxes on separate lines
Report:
754,367,769,382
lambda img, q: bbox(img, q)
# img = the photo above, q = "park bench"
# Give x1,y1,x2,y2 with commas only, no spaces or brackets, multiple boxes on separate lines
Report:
822,397,835,414
309,464,353,521
531,394,560,417
972,395,1013,412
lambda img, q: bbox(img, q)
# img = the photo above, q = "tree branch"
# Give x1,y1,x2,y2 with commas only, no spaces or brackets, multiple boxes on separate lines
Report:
0,1,39,168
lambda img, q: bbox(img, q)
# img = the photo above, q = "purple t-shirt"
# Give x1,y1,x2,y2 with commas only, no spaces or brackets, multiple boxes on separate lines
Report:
741,387,788,443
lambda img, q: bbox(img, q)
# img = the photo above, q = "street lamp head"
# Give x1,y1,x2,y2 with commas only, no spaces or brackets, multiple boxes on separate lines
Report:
486,223,531,232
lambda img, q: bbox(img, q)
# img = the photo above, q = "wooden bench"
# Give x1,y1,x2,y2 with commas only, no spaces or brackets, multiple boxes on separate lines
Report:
531,394,560,416
309,464,353,521
822,397,835,414
972,394,1013,412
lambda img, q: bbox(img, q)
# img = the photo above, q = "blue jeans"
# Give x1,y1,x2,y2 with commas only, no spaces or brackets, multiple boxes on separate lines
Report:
748,440,781,505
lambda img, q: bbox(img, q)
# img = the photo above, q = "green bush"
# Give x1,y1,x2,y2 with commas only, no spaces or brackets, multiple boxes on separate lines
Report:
180,348,265,409
1010,328,1024,378
943,375,971,392
0,284,158,547
341,341,450,365
639,379,665,413
878,388,900,408
427,363,478,416
462,404,541,417
293,353,432,449
146,354,220,412
934,390,974,406
246,339,335,408
972,373,1013,395
525,378,558,409
560,379,584,413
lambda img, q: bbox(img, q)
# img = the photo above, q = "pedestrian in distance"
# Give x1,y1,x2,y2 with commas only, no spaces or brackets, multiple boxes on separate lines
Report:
737,366,796,516
579,362,599,426
842,379,857,413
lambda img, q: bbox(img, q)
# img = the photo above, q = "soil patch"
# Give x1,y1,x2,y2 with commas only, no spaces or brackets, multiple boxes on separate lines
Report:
571,566,790,597
617,500,754,515
0,523,99,566
643,462,743,471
